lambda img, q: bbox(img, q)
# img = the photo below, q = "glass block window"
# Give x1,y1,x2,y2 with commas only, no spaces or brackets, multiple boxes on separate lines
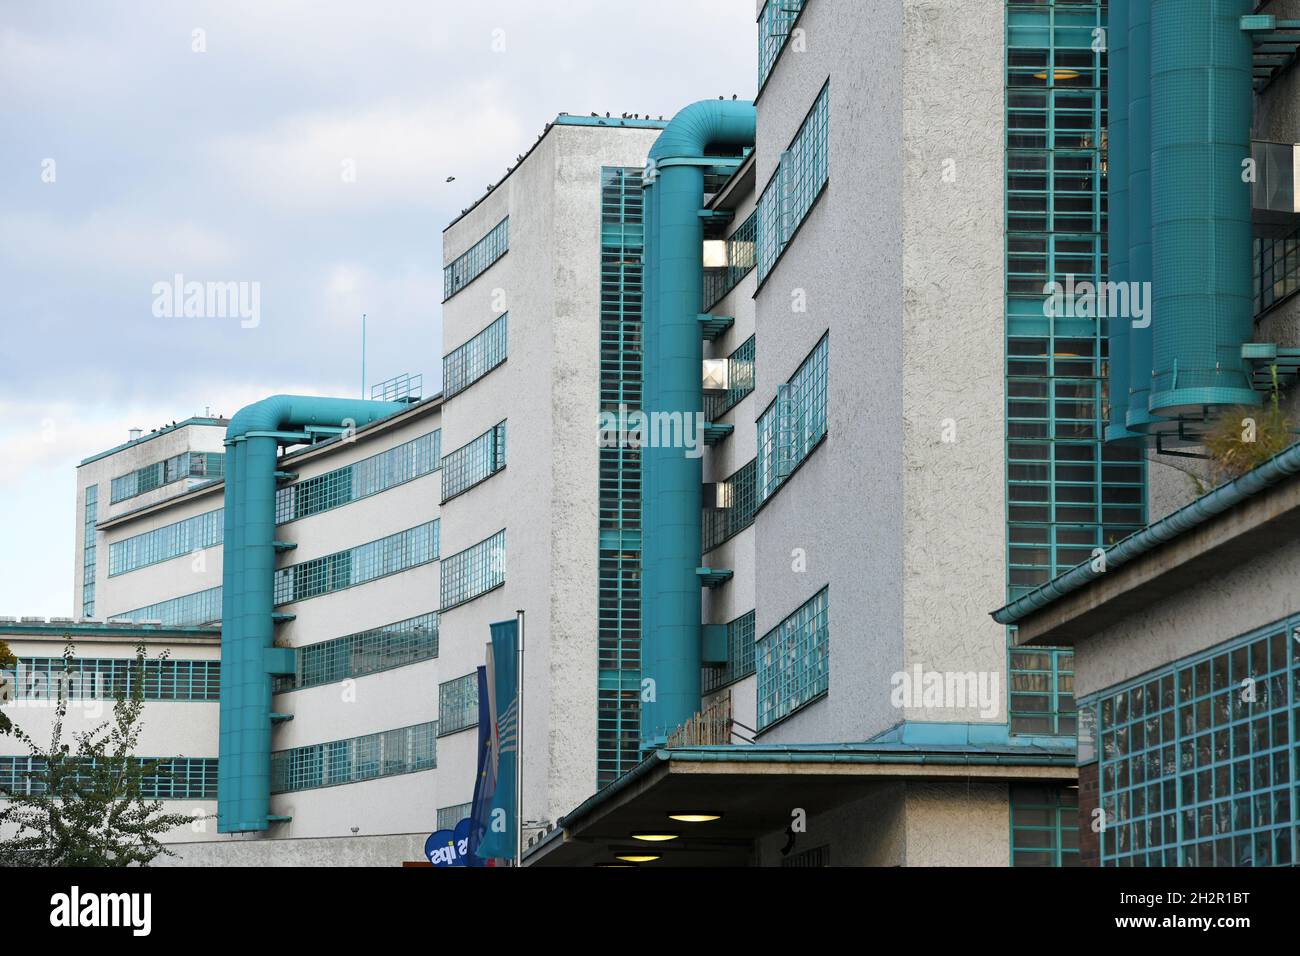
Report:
443,313,508,399
0,756,218,800
703,209,758,309
1095,618,1300,867
109,508,223,576
756,332,828,503
274,612,438,693
438,672,479,736
1010,647,1075,736
705,335,756,422
1011,784,1081,866
437,802,472,830
81,485,97,617
111,452,225,503
703,458,757,553
702,610,757,694
756,80,829,283
270,721,436,793
757,0,806,92
756,586,828,730
118,586,222,627
7,657,220,701
443,217,508,301
273,521,438,605
1255,223,1300,315
275,430,440,523
597,166,646,788
440,529,506,611
440,421,506,503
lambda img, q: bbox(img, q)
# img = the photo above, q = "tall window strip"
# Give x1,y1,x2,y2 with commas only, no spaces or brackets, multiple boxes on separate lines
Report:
1011,784,1081,866
0,756,218,800
1095,618,1300,867
702,610,757,694
597,166,645,787
756,586,828,730
757,0,807,92
437,673,479,736
109,508,223,576
6,657,220,701
272,521,439,606
110,451,225,504
273,612,438,693
756,333,828,503
118,586,222,627
270,721,436,794
437,802,473,830
274,429,441,524
756,80,829,283
705,335,756,422
1254,221,1300,315
440,421,506,503
703,209,758,309
81,485,97,616
439,529,506,611
703,458,757,552
443,217,508,301
1010,646,1076,736
1005,1,1145,601
443,313,508,399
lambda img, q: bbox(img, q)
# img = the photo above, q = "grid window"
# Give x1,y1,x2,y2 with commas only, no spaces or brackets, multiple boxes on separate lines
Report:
7,657,220,701
756,80,829,282
703,458,757,552
82,485,97,617
109,508,223,576
270,722,436,794
438,672,479,736
439,529,506,611
273,521,438,605
275,430,440,523
1010,647,1076,736
756,333,828,503
1096,618,1300,867
0,756,217,799
757,0,806,92
443,313,508,399
111,452,225,503
1255,225,1300,315
705,335,756,422
440,421,506,503
702,610,757,694
443,217,508,301
703,210,758,309
274,612,438,692
756,587,828,730
1011,784,1081,866
119,586,222,627
437,802,473,830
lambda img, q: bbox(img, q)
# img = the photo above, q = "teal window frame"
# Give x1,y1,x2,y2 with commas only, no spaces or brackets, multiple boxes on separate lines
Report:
273,612,438,693
439,529,505,611
756,332,828,504
110,451,225,504
702,609,756,694
1254,222,1300,316
437,802,473,830
270,721,436,794
6,656,220,701
703,458,757,553
118,586,222,627
443,313,508,399
443,217,508,301
437,672,479,736
756,586,828,731
440,421,506,503
703,209,758,310
1010,646,1076,736
272,520,439,606
1011,783,1080,866
0,756,217,800
109,508,223,576
81,484,97,617
756,80,829,284
757,0,807,95
705,334,755,422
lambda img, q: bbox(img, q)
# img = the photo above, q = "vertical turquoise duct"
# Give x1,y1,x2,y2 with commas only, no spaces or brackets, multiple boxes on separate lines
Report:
1126,0,1160,431
1106,0,1137,441
218,395,401,833
1148,0,1258,418
640,100,755,748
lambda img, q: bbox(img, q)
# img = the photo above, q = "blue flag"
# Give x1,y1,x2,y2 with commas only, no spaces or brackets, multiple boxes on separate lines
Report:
467,665,495,866
478,618,518,861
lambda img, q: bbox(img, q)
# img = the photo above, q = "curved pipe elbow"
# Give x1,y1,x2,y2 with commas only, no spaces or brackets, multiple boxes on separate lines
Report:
649,99,756,163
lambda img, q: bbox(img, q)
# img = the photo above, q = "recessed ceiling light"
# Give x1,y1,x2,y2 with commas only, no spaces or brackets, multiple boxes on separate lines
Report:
1033,68,1081,81
668,812,723,823
614,853,661,863
631,833,679,842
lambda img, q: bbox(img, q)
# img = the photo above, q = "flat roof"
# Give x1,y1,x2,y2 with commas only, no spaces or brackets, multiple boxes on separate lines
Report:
0,620,220,644
79,417,228,467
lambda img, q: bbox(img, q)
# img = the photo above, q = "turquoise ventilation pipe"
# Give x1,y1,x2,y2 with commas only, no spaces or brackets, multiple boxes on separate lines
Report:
1126,0,1162,432
1147,0,1258,419
1105,0,1138,441
218,395,402,833
640,100,755,748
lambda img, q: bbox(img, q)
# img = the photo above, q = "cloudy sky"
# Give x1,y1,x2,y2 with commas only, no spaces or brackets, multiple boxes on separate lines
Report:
0,0,756,615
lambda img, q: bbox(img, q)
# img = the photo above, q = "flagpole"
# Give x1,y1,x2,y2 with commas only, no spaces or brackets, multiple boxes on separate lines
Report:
515,609,525,867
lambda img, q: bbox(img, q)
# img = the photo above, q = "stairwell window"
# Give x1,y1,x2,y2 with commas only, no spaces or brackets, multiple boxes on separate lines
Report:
443,217,508,301
756,332,828,503
756,80,829,283
756,587,829,730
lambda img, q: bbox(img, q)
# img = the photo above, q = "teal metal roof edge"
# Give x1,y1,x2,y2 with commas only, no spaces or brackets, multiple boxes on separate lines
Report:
79,417,228,466
0,621,220,639
992,439,1300,626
